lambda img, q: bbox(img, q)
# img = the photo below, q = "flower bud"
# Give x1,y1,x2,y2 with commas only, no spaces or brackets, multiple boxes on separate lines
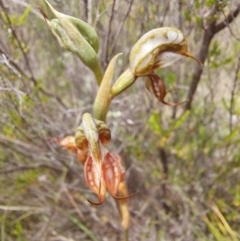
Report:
40,1,102,84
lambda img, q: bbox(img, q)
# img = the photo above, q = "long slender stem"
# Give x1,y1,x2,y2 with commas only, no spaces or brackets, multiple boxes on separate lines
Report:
93,54,121,121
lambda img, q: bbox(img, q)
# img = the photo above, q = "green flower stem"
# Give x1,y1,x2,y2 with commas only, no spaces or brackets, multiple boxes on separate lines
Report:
92,61,103,86
93,54,121,121
111,68,136,99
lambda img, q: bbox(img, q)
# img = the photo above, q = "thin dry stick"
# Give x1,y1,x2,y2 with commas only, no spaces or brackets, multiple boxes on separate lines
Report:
157,1,170,26
0,134,42,151
0,205,49,212
110,0,134,56
185,3,240,111
219,5,240,40
93,0,102,28
229,55,240,133
104,0,116,67
215,3,240,39
0,1,67,109
64,187,84,219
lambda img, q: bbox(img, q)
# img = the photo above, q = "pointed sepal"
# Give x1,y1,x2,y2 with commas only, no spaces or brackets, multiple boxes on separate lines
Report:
84,156,106,205
103,153,137,200
53,136,78,153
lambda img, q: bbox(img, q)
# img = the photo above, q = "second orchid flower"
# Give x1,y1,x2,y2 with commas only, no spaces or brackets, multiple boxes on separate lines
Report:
111,27,202,105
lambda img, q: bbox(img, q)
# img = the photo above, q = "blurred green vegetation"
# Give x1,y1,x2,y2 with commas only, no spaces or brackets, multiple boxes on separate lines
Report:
0,0,240,240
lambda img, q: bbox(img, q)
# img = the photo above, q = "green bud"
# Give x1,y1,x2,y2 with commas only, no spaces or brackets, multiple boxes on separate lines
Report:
40,0,103,84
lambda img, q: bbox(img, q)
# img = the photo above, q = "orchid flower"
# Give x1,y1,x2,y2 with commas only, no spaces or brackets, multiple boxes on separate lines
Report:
75,113,135,205
56,113,135,205
111,27,202,105
53,136,87,164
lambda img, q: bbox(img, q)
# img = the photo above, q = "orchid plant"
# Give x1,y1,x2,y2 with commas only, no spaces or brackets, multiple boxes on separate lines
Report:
39,0,201,235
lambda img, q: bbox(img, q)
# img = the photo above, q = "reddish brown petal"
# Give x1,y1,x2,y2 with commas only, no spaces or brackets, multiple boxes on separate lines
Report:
102,153,137,200
102,153,121,196
148,74,188,106
111,191,138,200
53,136,78,153
76,149,88,165
111,153,126,181
99,128,111,145
84,156,106,205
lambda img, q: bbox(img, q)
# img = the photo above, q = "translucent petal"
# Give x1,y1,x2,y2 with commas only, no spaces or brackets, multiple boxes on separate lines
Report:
84,156,106,205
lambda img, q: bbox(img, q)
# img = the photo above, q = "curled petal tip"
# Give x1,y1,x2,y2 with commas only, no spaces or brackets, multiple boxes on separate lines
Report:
183,52,203,66
87,198,105,205
110,190,138,200
161,99,189,107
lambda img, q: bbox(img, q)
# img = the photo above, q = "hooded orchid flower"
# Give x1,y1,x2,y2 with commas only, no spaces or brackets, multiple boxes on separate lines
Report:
111,27,202,105
56,113,135,205
75,113,136,205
